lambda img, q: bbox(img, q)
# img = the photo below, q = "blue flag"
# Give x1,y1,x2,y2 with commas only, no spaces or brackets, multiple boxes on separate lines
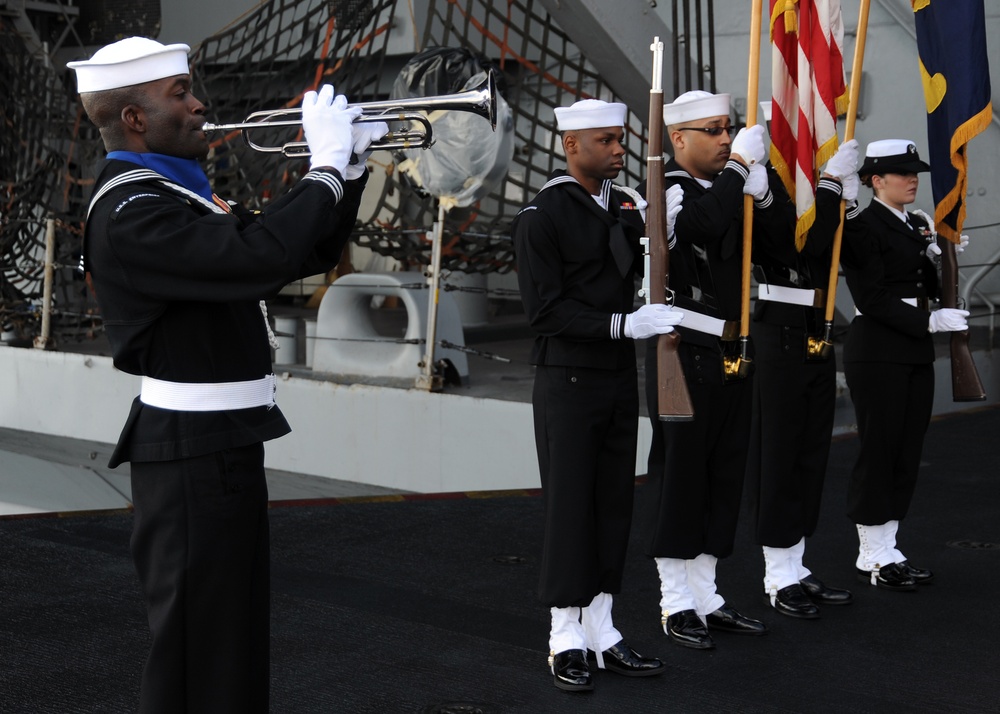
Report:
913,0,992,242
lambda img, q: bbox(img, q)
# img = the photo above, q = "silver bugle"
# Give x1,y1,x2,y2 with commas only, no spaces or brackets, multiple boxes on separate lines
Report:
202,72,497,157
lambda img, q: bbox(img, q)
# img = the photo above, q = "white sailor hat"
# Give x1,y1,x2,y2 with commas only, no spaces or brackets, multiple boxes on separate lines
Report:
67,37,192,93
554,99,627,131
859,139,930,176
663,90,732,125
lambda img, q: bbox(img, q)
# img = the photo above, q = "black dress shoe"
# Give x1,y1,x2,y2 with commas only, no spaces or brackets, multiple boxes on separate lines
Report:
900,560,935,584
663,609,715,650
765,584,820,619
589,640,665,677
799,574,854,605
855,562,917,591
550,649,593,692
705,603,768,635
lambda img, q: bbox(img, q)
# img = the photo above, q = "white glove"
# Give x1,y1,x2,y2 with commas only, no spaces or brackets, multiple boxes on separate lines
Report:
928,234,971,257
928,308,969,333
624,303,684,339
730,124,766,166
743,162,769,200
841,172,860,202
825,139,859,178
665,184,683,240
301,84,362,173
343,120,390,181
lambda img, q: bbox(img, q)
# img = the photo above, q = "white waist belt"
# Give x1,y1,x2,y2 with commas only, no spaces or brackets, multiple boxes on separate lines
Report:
679,309,731,338
757,285,821,307
856,297,919,317
140,374,276,411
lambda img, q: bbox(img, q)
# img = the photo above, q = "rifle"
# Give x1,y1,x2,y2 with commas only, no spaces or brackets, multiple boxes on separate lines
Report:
644,37,694,421
937,235,986,401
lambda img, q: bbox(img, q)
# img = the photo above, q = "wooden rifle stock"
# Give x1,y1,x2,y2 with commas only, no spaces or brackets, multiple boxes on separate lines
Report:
937,235,985,401
647,38,694,421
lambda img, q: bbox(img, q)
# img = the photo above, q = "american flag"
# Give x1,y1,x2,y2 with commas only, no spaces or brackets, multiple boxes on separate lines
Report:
768,0,848,250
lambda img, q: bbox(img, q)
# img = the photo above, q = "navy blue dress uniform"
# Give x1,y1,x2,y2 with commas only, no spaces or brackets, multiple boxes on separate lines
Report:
637,90,794,650
512,99,674,692
747,152,857,618
87,158,361,468
515,169,644,608
840,139,968,592
70,37,373,714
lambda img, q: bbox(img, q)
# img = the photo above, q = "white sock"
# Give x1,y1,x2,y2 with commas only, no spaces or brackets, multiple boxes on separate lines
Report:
581,593,622,668
655,557,697,617
884,520,906,564
548,606,585,659
687,553,725,617
791,536,812,581
762,545,798,604
856,523,892,576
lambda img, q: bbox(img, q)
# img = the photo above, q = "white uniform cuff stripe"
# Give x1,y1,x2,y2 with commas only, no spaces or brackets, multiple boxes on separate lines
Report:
818,177,842,195
303,171,344,201
727,160,749,180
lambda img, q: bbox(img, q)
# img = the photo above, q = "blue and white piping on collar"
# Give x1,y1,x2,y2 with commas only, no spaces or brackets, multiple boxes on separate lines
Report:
665,168,695,180
536,174,614,208
86,168,225,219
88,167,344,221
666,158,749,186
665,167,712,191
84,168,284,351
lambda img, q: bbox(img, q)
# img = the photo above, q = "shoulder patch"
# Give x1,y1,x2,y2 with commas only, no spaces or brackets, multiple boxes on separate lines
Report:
112,192,163,219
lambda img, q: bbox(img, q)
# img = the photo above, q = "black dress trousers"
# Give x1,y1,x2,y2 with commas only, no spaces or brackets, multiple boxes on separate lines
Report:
533,363,639,608
643,339,752,560
845,360,934,524
130,442,271,714
746,320,836,547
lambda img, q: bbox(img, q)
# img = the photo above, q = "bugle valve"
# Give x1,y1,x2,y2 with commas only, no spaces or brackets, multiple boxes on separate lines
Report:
203,72,498,157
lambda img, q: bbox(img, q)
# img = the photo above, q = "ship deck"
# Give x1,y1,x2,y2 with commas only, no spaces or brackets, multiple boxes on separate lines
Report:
2,404,999,712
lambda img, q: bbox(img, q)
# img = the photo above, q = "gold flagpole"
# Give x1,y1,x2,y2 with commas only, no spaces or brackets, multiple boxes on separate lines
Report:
817,0,871,353
728,0,764,380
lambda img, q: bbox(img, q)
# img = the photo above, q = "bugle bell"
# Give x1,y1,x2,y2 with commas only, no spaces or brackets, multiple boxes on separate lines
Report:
202,72,498,157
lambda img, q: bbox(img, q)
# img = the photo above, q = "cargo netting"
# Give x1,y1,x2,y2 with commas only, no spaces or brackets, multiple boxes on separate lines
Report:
1,0,647,346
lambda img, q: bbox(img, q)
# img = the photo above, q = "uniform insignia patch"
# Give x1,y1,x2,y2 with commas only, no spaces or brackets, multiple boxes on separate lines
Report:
113,193,160,218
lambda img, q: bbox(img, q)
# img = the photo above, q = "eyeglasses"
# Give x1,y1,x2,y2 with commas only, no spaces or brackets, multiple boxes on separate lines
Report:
677,126,736,137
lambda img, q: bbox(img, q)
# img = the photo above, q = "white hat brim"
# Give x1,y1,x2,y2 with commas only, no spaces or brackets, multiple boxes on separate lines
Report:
68,41,191,93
